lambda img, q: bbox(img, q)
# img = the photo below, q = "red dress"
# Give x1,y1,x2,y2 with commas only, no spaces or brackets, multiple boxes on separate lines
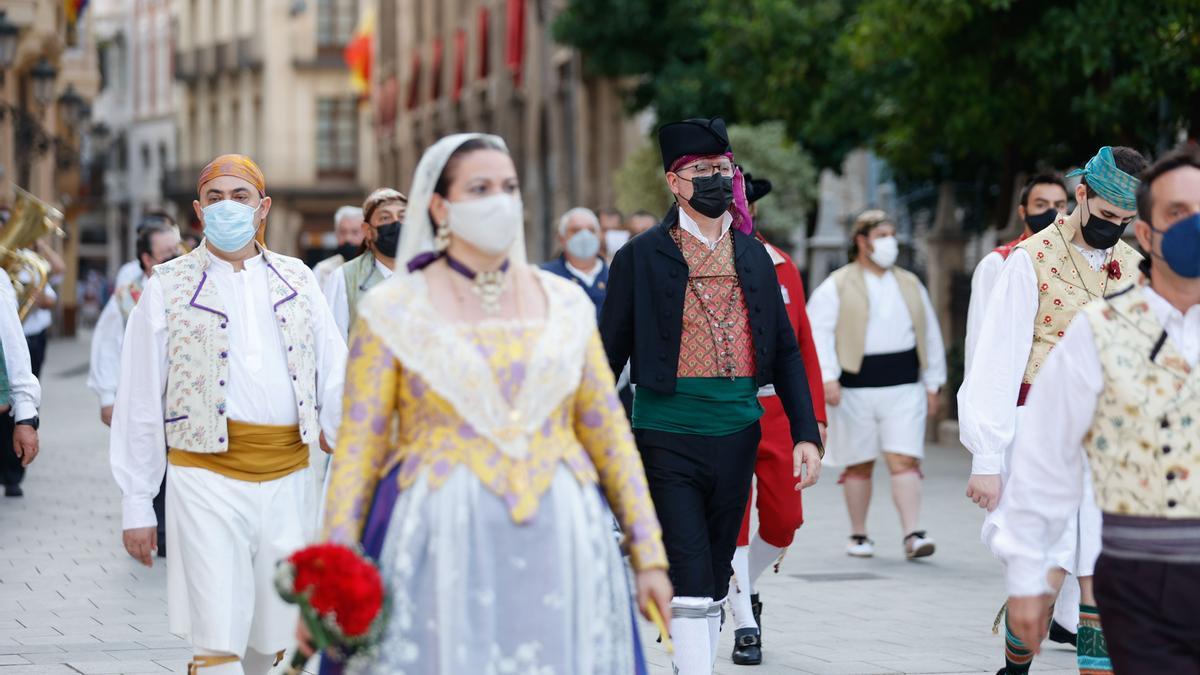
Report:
737,242,827,548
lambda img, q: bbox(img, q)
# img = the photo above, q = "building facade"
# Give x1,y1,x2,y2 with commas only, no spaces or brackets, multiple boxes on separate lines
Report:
167,0,374,259
373,0,643,262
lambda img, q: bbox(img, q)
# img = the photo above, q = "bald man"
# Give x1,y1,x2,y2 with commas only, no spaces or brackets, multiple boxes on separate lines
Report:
109,155,348,674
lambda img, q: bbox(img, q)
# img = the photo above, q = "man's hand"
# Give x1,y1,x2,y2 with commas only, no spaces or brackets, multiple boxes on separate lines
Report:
1006,595,1051,655
966,473,1003,511
100,406,114,427
319,432,333,454
824,381,841,407
13,425,38,467
635,568,673,627
123,527,158,567
927,389,941,418
794,441,822,489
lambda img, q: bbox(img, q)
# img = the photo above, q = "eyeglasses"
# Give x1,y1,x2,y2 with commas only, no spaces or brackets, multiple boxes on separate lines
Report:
678,161,734,179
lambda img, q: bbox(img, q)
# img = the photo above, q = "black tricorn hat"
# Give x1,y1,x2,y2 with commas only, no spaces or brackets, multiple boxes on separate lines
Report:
744,173,772,203
658,117,731,173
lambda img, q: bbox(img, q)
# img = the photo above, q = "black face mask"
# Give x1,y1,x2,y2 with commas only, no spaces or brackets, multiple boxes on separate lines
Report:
334,242,362,261
684,174,734,218
1080,199,1127,250
1024,208,1058,233
373,221,402,257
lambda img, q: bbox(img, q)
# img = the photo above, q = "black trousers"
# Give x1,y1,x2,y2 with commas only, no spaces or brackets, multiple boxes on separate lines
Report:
25,329,47,378
0,412,20,487
1094,553,1200,674
635,423,760,600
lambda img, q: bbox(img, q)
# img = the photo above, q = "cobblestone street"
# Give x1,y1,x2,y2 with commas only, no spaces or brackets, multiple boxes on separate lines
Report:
0,337,1079,674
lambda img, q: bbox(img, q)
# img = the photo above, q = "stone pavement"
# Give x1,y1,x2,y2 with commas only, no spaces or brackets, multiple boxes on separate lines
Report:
0,336,1080,674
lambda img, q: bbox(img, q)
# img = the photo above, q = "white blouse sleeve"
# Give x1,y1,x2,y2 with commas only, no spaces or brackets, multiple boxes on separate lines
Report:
806,277,842,383
309,269,348,445
0,273,40,420
964,252,1003,380
322,266,351,342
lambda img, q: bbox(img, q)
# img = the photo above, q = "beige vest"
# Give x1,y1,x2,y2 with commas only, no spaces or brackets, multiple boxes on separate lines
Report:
1019,209,1143,384
1082,284,1200,518
830,262,926,375
156,242,321,454
341,251,387,331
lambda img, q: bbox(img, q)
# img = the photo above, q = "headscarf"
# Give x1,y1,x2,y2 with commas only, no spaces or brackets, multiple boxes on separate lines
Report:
395,133,527,273
669,152,754,235
363,188,408,222
197,154,266,197
1065,146,1140,212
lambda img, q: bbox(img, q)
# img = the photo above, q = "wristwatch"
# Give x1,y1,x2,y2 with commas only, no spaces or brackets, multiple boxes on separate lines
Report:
15,416,39,430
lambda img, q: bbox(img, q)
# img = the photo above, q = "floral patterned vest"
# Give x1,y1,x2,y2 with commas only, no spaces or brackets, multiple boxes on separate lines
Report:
156,242,321,454
1018,211,1142,385
1082,284,1200,518
674,228,756,378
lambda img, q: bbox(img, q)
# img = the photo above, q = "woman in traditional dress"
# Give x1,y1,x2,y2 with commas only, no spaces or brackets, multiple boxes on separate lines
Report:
315,133,671,674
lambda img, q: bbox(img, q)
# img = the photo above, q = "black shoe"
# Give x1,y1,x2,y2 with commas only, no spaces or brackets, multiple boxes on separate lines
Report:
750,593,762,641
731,627,762,665
4,484,22,497
1048,619,1077,647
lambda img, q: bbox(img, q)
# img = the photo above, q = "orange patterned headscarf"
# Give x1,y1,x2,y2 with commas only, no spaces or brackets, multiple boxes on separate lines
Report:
197,154,267,197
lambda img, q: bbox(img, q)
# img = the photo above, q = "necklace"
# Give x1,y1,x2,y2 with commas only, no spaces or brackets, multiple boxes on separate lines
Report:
445,254,511,315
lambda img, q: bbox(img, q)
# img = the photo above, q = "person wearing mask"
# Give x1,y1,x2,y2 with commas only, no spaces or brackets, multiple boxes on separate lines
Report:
110,154,347,675
726,174,828,665
313,205,365,289
1002,145,1200,674
113,212,178,289
808,210,947,560
541,206,608,319
323,189,406,341
600,207,630,262
601,116,822,675
958,146,1146,675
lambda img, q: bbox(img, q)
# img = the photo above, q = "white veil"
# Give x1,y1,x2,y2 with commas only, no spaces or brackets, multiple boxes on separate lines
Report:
393,132,528,274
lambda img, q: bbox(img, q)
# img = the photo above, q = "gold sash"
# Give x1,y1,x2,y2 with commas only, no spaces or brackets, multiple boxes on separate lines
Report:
169,419,309,482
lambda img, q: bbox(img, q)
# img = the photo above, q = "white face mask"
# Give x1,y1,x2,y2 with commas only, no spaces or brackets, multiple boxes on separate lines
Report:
565,228,601,260
868,235,899,268
446,193,523,256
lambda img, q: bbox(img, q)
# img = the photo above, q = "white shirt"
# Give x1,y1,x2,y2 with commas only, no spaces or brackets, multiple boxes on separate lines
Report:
115,260,143,289
0,273,41,421
807,268,947,392
678,208,733,251
565,258,603,287
994,285,1200,597
964,251,1005,380
110,251,347,530
957,244,1111,475
87,274,145,407
322,257,394,341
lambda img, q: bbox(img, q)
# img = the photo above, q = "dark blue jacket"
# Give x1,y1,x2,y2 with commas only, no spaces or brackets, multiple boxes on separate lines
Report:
540,256,609,322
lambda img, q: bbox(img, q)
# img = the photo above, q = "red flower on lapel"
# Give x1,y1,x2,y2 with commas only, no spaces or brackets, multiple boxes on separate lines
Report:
1107,260,1123,280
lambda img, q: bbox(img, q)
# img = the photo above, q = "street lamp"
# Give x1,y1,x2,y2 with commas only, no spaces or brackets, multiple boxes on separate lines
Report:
30,58,57,107
58,84,85,127
0,12,19,72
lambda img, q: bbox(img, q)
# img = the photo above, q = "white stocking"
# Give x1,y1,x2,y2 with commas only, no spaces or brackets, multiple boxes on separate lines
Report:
670,596,712,675
241,648,279,675
747,533,785,585
707,600,722,669
727,546,757,630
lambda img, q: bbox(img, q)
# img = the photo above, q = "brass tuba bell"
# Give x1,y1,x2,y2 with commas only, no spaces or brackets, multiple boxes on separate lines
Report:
0,186,64,321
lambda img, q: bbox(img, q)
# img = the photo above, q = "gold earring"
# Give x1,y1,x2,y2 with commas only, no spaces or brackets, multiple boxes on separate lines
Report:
435,221,450,251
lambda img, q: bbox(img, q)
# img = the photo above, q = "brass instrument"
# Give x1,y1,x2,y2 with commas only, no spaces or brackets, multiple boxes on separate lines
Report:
0,187,63,321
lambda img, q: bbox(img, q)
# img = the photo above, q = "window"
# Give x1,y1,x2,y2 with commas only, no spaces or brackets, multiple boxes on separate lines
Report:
142,143,152,170
317,0,357,48
316,98,358,177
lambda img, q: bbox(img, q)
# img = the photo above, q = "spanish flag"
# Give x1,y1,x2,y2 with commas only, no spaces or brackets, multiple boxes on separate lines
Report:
344,7,375,97
65,0,89,24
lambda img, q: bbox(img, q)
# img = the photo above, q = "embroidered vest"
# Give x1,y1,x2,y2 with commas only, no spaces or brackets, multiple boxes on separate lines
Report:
675,228,756,378
830,262,927,375
1018,211,1142,385
156,242,321,454
1082,285,1200,518
342,252,387,330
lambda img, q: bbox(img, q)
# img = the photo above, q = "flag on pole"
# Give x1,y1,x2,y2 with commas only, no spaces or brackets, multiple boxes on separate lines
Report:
344,6,375,97
64,0,89,24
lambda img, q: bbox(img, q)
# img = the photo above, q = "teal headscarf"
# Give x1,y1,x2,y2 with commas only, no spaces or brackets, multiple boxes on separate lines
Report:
1065,146,1140,212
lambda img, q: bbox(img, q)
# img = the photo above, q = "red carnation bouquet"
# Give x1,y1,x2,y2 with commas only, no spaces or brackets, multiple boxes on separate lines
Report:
275,543,388,672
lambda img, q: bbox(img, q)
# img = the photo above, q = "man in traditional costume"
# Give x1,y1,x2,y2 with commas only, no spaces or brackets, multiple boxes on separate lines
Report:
110,154,347,675
958,146,1147,675
725,174,827,666
808,210,946,559
312,205,365,289
542,206,609,319
89,220,181,554
1001,145,1200,674
601,116,823,675
323,188,406,340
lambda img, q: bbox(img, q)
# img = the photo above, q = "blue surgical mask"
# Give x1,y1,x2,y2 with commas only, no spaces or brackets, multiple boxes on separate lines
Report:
565,229,601,260
202,200,261,252
1151,212,1200,278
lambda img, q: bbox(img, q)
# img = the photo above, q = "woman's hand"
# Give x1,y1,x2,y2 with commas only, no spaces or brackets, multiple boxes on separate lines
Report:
635,568,673,626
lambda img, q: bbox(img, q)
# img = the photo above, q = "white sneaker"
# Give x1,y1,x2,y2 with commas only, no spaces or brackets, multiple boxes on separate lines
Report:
846,535,875,557
904,531,936,559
